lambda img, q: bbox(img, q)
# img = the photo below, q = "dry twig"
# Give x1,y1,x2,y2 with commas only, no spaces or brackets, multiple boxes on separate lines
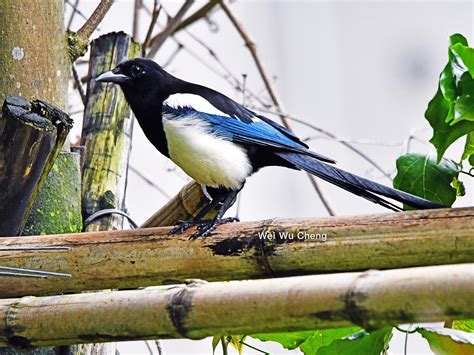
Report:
146,0,195,58
77,0,114,39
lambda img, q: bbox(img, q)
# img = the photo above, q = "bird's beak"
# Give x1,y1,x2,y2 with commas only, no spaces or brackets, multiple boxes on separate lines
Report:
95,70,129,83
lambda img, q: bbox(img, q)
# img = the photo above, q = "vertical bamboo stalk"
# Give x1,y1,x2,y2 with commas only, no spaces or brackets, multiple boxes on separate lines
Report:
68,32,140,355
80,32,140,231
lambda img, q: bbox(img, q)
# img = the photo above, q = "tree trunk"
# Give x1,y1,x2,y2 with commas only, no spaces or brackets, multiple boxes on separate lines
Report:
0,0,69,109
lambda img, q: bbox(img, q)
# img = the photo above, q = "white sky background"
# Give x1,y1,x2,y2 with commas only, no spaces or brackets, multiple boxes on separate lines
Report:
66,1,474,354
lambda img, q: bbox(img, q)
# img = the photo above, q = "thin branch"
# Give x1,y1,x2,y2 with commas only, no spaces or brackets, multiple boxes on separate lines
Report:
146,0,195,58
72,64,86,105
133,0,143,40
77,0,114,39
155,340,165,355
171,0,219,35
143,1,162,57
65,0,89,23
66,0,81,30
219,0,286,124
129,165,172,199
251,105,393,181
162,43,184,68
219,0,336,215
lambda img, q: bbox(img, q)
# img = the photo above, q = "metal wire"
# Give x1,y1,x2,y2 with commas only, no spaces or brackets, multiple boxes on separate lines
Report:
0,246,71,278
0,265,71,278
83,208,139,230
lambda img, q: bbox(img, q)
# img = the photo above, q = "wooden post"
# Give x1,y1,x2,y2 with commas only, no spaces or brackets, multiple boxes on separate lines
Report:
0,263,472,348
0,207,472,298
67,32,140,355
0,97,73,237
80,32,139,231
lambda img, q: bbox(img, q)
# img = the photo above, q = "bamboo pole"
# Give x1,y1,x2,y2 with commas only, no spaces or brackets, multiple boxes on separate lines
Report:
81,32,140,230
0,207,472,298
141,181,215,227
0,263,472,349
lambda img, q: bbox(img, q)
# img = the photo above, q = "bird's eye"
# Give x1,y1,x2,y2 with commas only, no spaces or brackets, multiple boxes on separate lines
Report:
130,65,144,78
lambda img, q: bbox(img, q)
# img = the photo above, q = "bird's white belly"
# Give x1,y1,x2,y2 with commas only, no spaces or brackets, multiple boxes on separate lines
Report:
162,115,252,189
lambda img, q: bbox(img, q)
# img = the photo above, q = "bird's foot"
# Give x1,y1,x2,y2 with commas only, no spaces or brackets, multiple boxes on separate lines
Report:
169,219,201,235
190,217,240,239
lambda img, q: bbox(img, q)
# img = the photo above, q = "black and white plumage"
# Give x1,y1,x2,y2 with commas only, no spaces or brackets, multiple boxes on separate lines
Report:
96,58,444,237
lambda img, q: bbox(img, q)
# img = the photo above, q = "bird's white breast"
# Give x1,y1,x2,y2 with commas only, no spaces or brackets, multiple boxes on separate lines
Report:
162,114,252,189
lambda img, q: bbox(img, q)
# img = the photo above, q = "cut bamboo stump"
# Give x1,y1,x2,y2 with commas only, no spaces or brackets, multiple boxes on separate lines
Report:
0,97,72,237
141,181,215,227
0,263,472,349
0,207,472,298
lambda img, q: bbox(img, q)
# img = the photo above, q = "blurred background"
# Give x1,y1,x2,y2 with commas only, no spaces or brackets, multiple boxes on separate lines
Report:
66,0,473,354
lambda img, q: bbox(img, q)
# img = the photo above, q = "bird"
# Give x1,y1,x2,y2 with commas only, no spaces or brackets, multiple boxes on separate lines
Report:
95,58,444,237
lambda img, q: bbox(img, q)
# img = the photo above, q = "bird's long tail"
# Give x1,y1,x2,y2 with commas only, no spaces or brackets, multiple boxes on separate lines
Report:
274,151,444,211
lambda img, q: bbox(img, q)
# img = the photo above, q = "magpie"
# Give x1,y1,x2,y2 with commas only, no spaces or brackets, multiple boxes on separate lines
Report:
96,58,443,237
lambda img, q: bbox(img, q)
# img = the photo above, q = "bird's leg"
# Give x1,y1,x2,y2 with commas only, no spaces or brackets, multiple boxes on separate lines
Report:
190,189,240,238
169,196,223,235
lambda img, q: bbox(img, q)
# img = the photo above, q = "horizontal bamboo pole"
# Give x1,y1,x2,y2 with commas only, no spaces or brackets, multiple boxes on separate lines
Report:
0,263,473,348
0,207,473,298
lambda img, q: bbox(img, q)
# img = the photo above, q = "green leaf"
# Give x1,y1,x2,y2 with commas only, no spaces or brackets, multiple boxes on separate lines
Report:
418,327,474,355
453,79,474,124
226,335,245,355
212,336,220,354
462,131,474,160
393,153,461,208
298,327,361,355
317,327,393,355
425,34,474,161
470,154,474,166
426,87,474,162
452,42,474,78
251,331,314,350
425,87,474,162
452,177,466,197
453,320,474,333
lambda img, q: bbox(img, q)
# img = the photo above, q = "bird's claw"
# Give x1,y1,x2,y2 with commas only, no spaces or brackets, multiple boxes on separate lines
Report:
189,217,240,239
169,219,200,235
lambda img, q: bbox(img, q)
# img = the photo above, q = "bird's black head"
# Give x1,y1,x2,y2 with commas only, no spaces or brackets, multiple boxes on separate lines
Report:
95,58,179,103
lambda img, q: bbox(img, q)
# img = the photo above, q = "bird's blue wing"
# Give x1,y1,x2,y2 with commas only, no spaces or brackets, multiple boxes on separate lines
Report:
167,106,335,163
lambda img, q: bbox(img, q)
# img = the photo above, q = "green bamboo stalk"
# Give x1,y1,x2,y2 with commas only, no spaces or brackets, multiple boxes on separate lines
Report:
0,207,472,298
80,32,140,232
0,263,472,348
